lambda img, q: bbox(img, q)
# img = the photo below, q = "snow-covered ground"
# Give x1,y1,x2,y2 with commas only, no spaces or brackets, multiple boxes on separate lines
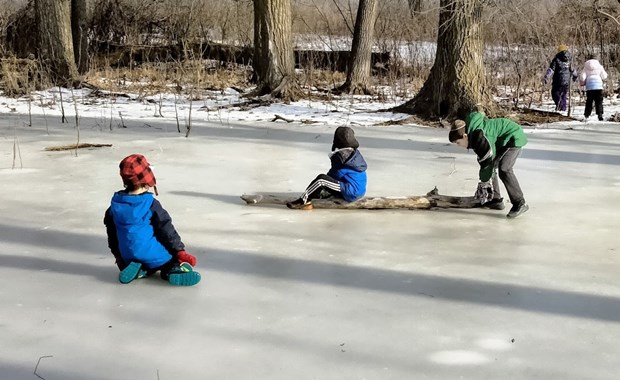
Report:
1,86,618,130
0,89,619,379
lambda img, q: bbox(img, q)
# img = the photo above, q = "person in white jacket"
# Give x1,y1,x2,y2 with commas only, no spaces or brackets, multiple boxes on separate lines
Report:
580,55,608,121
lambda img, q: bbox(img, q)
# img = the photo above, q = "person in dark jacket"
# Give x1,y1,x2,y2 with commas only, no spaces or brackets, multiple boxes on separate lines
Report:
543,44,577,112
449,112,529,219
287,126,368,209
104,154,201,286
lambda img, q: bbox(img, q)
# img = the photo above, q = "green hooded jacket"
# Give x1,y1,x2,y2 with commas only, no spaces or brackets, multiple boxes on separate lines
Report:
464,112,528,182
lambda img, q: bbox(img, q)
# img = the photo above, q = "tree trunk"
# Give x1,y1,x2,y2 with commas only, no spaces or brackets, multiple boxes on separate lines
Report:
408,0,422,16
35,0,79,85
252,0,264,84
71,0,88,74
241,188,481,209
395,0,493,119
253,0,297,100
338,0,379,95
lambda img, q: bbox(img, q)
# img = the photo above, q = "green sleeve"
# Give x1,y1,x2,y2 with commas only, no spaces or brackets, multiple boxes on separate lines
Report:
479,165,493,183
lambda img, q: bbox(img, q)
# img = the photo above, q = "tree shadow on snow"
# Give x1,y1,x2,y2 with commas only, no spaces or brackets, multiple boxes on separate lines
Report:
521,148,620,166
0,253,116,283
12,113,620,167
201,247,620,323
2,221,620,322
0,223,116,283
169,190,248,206
170,190,299,209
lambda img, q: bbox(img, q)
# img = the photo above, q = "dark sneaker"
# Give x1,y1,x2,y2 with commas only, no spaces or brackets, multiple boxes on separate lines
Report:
168,264,201,286
481,198,505,210
119,261,147,284
286,198,307,209
507,202,529,219
598,115,604,121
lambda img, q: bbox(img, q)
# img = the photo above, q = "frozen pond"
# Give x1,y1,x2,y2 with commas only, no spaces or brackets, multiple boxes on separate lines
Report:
0,112,619,379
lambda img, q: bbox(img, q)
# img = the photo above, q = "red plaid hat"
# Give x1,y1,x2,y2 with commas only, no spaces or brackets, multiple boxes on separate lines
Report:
119,154,158,195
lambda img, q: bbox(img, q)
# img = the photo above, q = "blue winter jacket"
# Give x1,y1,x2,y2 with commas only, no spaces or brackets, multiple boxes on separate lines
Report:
327,149,368,201
104,191,184,269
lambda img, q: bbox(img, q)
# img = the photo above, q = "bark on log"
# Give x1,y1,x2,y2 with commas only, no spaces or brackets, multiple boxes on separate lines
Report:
311,196,431,209
241,187,480,209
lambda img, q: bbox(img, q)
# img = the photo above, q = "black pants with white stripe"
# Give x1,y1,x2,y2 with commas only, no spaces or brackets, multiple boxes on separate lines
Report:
299,174,342,203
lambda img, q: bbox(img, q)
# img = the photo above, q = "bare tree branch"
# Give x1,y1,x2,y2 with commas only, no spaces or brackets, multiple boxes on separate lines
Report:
330,0,354,35
596,7,620,27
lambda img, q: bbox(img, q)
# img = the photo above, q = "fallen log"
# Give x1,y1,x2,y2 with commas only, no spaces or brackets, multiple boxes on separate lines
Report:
45,143,113,151
272,114,294,123
92,41,393,75
240,187,480,210
294,50,391,74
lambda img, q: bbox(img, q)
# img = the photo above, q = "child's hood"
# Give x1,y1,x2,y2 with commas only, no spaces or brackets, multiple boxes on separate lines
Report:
110,192,154,224
464,112,485,132
342,149,367,172
584,59,603,72
556,50,570,62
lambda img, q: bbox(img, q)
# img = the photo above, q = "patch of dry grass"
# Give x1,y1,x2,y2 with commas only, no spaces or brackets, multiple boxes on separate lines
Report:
0,56,48,96
84,60,252,96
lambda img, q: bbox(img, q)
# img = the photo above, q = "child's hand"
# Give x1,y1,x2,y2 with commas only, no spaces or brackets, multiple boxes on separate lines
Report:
177,250,197,266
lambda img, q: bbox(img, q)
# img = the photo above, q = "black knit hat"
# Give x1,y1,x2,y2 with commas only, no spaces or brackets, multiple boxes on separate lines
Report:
332,126,359,150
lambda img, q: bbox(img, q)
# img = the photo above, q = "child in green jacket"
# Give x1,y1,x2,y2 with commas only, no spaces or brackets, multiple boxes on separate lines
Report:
449,111,529,218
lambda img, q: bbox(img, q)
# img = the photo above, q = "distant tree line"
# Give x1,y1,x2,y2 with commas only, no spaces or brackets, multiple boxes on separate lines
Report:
0,0,619,119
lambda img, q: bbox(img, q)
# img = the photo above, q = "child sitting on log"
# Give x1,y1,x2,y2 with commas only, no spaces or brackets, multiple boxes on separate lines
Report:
287,126,368,209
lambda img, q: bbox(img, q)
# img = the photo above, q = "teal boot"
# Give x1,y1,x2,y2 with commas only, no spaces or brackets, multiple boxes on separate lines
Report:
119,261,148,284
167,264,201,286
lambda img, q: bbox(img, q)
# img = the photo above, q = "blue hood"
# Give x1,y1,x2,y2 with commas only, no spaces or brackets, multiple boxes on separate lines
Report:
111,192,154,226
330,148,368,172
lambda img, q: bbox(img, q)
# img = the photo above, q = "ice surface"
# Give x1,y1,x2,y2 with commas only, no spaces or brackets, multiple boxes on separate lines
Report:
0,91,619,379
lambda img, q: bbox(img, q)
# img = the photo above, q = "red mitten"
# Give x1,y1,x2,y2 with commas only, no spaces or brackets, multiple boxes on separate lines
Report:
177,250,197,267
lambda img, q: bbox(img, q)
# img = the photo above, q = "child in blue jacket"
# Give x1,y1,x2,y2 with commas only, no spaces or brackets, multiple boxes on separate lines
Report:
287,126,367,209
104,154,201,286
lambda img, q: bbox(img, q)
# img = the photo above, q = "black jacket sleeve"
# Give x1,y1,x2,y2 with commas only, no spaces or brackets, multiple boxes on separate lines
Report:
103,207,125,270
150,199,185,254
549,57,557,71
468,129,494,182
